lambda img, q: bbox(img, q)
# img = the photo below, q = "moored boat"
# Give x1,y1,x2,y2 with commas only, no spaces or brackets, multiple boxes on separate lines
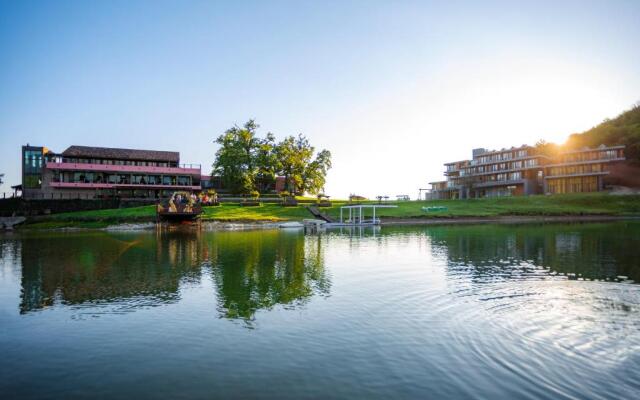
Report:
157,191,202,222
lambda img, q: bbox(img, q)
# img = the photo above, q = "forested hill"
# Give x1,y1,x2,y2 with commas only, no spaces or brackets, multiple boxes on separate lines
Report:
565,103,640,164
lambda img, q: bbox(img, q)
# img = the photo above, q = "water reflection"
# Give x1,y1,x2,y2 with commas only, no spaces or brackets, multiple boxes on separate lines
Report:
18,230,205,314
422,222,640,282
9,222,640,320
209,230,330,322
14,229,330,321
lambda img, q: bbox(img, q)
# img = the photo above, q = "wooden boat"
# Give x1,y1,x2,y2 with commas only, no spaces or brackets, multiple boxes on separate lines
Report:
156,191,202,222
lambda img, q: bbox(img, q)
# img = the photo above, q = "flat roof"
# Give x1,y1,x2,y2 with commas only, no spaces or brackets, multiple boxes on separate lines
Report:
62,145,180,163
473,144,533,157
444,160,470,165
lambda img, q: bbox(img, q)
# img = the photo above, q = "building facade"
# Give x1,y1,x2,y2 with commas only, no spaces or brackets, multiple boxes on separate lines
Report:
22,145,202,199
429,144,625,199
543,145,625,194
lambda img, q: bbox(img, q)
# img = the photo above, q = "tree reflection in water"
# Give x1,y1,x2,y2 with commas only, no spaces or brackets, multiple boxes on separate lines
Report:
208,230,330,323
14,229,330,322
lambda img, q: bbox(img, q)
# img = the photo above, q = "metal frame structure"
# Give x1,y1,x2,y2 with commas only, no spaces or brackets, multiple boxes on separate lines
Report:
338,204,397,225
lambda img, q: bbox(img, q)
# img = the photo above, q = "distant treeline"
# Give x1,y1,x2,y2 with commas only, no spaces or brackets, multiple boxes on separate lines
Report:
565,103,640,164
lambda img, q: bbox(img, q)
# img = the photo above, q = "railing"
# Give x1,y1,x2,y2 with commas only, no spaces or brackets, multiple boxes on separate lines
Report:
21,192,107,200
1,192,20,200
50,178,197,186
45,161,201,174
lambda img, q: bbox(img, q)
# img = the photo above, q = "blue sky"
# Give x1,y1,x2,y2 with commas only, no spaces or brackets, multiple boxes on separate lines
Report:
1,0,639,197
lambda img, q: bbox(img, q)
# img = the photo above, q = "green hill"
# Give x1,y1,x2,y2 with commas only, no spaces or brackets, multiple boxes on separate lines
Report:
565,103,640,163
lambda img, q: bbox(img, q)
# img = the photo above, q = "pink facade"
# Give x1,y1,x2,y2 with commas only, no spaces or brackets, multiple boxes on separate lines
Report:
49,182,201,190
46,162,200,176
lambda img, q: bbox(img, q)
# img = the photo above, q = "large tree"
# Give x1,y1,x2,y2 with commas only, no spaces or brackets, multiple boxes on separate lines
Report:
213,121,332,195
275,134,332,195
254,132,278,193
212,120,262,194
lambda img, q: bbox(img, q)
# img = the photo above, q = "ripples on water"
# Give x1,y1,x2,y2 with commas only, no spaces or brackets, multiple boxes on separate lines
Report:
1,222,639,399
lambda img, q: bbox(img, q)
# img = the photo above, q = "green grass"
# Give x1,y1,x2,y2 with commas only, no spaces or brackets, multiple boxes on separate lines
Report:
324,193,640,219
20,193,640,229
200,203,313,221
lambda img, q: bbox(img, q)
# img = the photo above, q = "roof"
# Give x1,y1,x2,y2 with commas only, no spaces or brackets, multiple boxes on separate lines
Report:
560,144,625,155
444,160,470,165
62,145,179,163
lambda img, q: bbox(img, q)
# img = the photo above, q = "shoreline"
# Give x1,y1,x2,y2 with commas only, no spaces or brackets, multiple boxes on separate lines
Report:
380,215,640,226
6,214,640,232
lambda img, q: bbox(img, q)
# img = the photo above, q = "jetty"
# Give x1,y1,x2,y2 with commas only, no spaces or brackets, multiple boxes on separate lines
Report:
331,204,397,226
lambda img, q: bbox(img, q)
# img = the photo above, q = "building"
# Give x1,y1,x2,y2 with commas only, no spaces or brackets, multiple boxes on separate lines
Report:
22,144,201,199
428,144,625,199
200,175,288,193
543,145,625,194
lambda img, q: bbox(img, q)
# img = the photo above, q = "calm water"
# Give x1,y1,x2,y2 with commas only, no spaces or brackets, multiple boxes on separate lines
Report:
1,222,640,399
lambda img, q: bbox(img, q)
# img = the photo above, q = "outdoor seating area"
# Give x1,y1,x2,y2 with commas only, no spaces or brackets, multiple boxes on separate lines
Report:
156,191,203,221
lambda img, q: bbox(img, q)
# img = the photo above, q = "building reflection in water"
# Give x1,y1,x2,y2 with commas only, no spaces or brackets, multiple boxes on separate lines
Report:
13,222,637,319
16,229,330,321
421,222,640,283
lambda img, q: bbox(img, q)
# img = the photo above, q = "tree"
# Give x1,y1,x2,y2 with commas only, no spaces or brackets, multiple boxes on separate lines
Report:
0,173,3,186
274,135,309,195
302,149,332,194
535,140,560,157
254,132,278,193
274,134,332,195
212,120,262,194
213,121,332,195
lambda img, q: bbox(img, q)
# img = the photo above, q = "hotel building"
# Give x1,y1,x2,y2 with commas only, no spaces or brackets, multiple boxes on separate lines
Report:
429,144,625,199
22,145,202,199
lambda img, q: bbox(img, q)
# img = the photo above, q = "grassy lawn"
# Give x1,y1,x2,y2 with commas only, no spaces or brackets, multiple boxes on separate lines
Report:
21,193,640,229
326,193,640,219
201,203,313,221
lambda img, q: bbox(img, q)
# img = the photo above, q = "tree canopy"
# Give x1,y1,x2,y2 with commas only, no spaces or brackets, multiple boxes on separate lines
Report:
0,173,4,186
213,121,332,195
564,103,640,164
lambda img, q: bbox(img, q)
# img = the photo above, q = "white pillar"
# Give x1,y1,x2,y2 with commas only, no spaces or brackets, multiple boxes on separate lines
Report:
340,208,343,223
373,207,376,224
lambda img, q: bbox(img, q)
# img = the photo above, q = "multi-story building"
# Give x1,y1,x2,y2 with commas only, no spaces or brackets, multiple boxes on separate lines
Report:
429,144,625,199
543,145,625,194
22,144,201,199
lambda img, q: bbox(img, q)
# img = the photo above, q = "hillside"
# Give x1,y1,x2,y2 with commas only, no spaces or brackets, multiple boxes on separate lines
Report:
565,103,640,163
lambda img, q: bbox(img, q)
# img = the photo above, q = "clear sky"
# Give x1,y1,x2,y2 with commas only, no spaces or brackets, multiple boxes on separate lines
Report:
1,0,639,198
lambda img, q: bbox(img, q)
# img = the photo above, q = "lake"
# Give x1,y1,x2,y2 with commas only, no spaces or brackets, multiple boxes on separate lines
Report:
1,222,639,399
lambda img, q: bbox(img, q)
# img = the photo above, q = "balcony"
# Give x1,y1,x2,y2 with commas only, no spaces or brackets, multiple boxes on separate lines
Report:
45,161,201,175
49,181,201,190
473,179,525,188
